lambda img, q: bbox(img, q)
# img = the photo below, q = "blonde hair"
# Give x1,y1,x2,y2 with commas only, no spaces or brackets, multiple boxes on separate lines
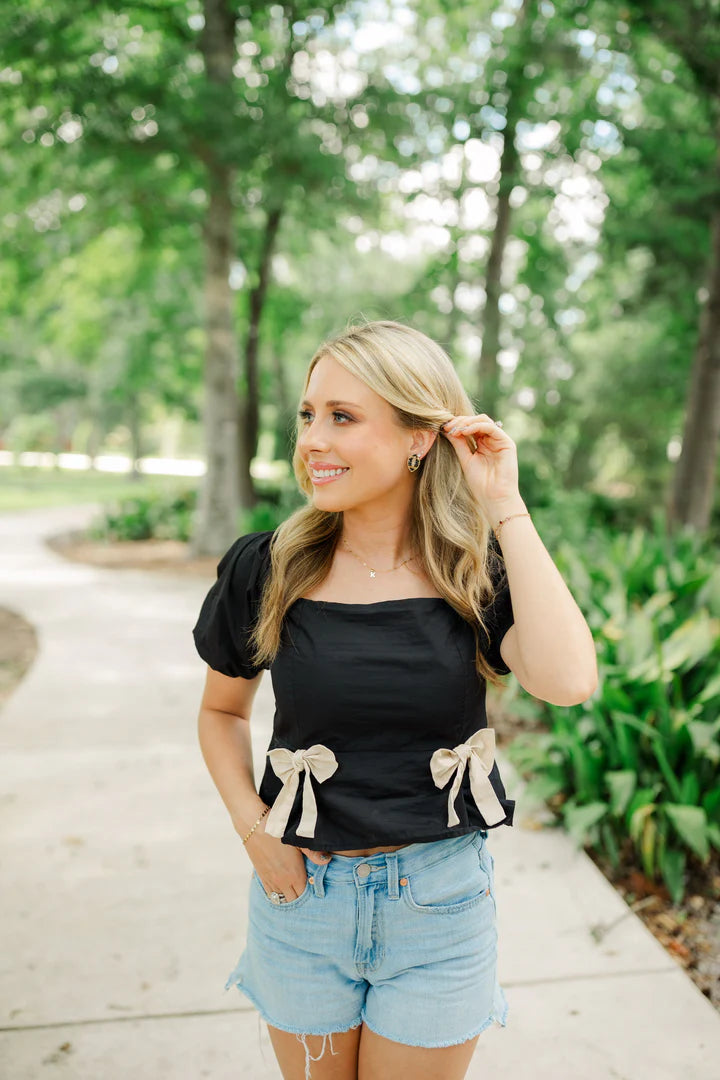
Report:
249,317,509,687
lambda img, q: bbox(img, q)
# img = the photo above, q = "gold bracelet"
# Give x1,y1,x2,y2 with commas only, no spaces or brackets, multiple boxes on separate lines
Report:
241,803,271,845
495,511,531,541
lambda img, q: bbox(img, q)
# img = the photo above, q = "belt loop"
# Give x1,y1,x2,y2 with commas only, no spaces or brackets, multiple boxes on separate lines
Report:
473,828,488,852
385,851,399,900
309,859,328,897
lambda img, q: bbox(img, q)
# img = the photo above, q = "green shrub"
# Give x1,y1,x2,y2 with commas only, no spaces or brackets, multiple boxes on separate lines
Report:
88,488,197,542
240,479,305,534
506,509,720,904
87,477,306,543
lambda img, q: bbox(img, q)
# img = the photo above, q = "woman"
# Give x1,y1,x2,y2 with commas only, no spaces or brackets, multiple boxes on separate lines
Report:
193,319,598,1080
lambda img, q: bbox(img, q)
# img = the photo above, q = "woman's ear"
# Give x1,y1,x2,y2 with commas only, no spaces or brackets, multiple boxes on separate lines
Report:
410,428,438,459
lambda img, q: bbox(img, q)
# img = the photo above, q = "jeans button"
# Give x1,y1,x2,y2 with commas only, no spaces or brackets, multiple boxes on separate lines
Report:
356,863,372,878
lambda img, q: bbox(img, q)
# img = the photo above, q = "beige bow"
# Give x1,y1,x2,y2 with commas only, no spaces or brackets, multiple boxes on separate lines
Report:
430,727,506,828
264,745,339,839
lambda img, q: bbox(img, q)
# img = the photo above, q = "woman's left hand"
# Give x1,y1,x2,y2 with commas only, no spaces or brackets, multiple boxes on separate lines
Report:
441,414,520,513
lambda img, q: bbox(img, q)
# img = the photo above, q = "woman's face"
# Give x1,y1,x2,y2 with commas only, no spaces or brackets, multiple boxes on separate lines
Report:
297,353,433,512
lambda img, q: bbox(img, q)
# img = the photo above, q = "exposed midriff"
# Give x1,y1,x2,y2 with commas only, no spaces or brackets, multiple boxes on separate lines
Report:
328,844,410,856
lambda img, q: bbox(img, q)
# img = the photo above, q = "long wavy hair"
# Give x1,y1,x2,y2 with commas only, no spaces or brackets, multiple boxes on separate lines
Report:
248,317,510,687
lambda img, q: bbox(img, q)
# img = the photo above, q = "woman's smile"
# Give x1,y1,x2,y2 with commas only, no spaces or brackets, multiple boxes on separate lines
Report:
310,466,351,485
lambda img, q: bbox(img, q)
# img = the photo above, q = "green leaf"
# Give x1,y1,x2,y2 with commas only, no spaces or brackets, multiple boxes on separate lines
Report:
687,719,720,763
609,710,660,740
524,774,567,801
629,801,656,846
641,813,657,878
703,787,720,818
605,770,637,815
628,613,720,681
663,803,709,861
706,823,720,851
678,772,700,806
563,801,608,846
659,846,685,906
697,669,720,703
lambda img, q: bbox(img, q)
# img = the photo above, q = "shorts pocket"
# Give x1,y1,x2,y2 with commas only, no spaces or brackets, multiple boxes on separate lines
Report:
251,869,312,910
401,838,493,914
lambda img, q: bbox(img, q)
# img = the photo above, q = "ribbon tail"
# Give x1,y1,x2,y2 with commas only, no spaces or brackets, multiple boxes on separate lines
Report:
468,754,506,826
295,769,319,837
264,770,300,838
446,760,465,827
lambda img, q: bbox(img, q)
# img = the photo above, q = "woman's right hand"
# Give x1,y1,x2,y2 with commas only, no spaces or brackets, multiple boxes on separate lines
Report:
245,818,333,900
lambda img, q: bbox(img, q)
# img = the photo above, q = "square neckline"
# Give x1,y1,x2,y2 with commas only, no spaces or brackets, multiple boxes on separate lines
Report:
296,596,448,610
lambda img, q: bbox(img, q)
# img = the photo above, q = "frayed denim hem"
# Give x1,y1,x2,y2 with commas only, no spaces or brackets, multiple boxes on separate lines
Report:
361,983,509,1049
224,968,363,1080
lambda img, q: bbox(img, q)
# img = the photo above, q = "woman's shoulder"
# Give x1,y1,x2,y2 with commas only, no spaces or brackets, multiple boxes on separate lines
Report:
217,528,276,575
193,529,277,677
211,529,277,608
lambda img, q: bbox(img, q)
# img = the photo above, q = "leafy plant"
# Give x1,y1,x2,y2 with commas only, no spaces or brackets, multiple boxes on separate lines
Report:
506,510,720,904
87,488,197,542
240,480,307,534
87,476,306,543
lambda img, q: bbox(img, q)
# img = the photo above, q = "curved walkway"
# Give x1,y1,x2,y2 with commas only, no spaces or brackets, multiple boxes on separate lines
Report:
0,504,717,1079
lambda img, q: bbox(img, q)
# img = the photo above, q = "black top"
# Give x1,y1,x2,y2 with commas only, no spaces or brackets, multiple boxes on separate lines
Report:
192,529,516,851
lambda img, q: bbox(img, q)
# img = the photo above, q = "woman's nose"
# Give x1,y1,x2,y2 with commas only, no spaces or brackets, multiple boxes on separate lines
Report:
299,425,330,452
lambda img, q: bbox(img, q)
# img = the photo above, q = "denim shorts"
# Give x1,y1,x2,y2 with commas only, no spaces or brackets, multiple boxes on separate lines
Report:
223,829,509,1078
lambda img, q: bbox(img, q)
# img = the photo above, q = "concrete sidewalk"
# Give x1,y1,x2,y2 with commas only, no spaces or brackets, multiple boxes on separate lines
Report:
0,503,717,1079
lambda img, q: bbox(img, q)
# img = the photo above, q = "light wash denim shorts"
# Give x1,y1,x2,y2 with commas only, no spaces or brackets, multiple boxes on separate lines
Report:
224,829,509,1078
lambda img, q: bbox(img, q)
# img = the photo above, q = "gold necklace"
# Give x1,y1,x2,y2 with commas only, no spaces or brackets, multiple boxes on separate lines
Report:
342,536,417,578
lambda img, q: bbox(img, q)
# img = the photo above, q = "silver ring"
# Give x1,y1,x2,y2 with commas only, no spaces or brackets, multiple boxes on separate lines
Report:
495,420,503,427
269,891,287,904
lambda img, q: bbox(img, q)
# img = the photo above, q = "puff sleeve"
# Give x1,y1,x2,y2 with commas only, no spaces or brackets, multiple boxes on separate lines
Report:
192,529,275,678
481,532,515,676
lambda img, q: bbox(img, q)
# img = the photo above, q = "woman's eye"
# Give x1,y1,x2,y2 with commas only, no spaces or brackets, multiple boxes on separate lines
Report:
297,410,351,425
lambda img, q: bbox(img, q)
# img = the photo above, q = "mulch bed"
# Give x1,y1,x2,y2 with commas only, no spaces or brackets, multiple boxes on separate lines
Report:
45,529,219,577
0,530,715,1013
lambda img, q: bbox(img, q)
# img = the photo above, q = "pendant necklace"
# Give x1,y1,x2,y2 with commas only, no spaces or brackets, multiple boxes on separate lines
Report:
342,536,417,578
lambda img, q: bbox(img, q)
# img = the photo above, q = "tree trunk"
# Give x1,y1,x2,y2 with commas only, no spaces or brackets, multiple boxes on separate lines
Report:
446,148,467,356
238,204,283,506
85,380,104,469
272,344,294,465
479,160,515,415
667,134,720,532
127,392,143,483
477,0,533,415
191,0,241,556
566,422,601,489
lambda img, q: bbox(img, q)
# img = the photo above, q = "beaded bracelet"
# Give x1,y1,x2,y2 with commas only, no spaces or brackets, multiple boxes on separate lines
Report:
242,803,271,845
494,511,531,541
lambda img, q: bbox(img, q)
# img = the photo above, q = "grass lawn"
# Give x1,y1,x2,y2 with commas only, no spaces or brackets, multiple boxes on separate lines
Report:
0,466,197,513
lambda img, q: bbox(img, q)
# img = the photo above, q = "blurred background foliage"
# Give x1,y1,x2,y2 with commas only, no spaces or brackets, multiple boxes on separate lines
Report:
1,0,718,899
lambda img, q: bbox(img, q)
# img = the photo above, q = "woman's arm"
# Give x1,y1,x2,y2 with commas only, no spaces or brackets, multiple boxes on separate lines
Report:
197,668,269,835
440,414,597,705
490,496,598,706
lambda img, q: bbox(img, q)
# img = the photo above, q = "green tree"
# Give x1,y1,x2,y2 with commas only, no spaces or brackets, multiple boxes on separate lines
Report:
593,0,720,531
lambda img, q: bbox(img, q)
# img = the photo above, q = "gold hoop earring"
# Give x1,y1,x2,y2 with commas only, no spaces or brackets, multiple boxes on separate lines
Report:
407,453,421,472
